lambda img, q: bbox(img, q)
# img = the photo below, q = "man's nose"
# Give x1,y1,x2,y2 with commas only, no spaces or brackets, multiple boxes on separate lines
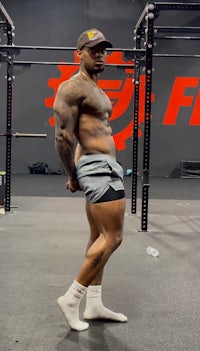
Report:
96,50,104,56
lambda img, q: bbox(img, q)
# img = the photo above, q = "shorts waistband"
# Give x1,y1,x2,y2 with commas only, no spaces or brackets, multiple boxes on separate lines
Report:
77,154,116,167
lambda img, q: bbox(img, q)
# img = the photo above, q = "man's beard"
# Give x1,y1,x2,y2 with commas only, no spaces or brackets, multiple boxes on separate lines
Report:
94,66,105,74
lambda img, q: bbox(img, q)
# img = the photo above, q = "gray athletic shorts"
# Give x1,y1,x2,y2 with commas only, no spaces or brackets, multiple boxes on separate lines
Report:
76,154,125,203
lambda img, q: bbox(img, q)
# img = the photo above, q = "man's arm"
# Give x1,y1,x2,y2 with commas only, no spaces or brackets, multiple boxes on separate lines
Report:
74,143,84,166
53,80,79,191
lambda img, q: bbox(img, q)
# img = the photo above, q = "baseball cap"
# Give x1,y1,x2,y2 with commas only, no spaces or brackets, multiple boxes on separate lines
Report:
77,28,113,50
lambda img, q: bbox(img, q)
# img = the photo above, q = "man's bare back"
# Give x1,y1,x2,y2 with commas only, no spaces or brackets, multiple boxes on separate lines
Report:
54,72,116,158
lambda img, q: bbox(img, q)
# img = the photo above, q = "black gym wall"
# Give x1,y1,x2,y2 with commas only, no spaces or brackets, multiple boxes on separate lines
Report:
0,0,199,176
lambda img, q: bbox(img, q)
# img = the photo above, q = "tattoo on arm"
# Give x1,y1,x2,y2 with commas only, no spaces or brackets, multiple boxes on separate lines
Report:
53,81,79,179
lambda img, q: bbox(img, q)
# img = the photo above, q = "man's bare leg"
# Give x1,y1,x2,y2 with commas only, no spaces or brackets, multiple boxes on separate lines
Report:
83,200,127,322
57,198,127,330
56,207,103,331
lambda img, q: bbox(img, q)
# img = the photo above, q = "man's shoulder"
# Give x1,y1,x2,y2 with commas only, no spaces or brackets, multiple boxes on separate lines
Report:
59,77,78,90
57,76,84,98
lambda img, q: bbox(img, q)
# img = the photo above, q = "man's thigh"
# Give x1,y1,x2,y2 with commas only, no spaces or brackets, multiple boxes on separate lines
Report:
88,197,126,236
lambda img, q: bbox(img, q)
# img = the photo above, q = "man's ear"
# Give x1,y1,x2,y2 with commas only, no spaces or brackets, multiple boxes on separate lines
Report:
76,49,82,59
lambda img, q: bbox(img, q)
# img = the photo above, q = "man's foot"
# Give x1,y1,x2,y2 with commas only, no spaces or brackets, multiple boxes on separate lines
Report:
57,296,89,331
83,305,128,322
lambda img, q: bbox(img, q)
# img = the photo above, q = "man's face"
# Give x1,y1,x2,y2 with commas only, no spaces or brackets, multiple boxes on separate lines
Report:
78,43,107,73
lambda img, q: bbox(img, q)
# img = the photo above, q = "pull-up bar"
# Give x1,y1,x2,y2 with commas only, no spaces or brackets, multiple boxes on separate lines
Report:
0,132,47,138
13,61,134,68
0,45,145,56
12,53,200,69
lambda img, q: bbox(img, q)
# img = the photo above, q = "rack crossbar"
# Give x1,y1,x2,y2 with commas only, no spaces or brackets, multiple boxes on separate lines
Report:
0,2,13,26
0,45,145,56
154,2,200,11
13,60,134,68
154,26,200,34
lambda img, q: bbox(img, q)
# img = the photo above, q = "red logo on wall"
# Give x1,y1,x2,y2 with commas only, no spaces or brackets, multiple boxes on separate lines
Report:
163,77,200,126
45,51,155,151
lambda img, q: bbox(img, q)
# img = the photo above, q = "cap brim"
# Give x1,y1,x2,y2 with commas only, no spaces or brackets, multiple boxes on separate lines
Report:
85,38,113,48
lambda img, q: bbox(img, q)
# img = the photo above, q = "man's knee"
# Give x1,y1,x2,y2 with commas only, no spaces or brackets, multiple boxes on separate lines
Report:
112,230,123,251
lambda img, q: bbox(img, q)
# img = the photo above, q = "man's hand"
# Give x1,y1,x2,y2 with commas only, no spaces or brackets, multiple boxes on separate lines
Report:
66,178,80,193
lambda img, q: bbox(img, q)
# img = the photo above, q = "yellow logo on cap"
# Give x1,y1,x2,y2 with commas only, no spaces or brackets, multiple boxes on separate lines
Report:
87,30,98,40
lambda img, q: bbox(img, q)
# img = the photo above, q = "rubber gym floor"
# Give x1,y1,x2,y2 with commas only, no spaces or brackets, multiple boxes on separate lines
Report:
1,174,200,351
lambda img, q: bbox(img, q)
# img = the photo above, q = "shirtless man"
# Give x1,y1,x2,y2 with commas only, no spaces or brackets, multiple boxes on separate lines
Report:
53,28,127,331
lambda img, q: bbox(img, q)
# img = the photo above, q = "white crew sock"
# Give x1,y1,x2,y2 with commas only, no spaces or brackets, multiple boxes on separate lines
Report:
83,285,128,322
57,280,89,331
